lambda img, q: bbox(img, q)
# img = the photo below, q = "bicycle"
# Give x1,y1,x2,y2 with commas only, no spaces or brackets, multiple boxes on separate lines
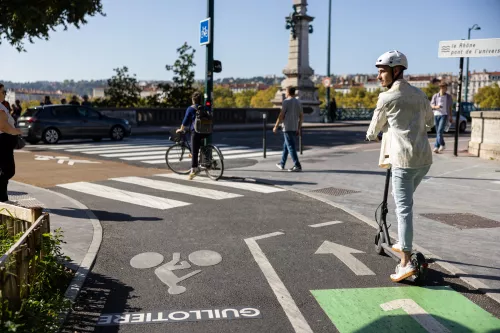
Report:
165,130,224,181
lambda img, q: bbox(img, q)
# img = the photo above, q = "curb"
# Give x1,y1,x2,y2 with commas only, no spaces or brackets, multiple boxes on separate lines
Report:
238,177,500,305
131,122,368,136
10,181,103,328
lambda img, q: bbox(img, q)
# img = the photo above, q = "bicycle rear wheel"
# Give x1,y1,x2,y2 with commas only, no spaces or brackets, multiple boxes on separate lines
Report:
201,145,224,181
165,143,191,175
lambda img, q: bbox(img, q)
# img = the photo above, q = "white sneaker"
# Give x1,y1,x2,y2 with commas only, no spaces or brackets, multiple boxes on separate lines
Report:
390,263,417,282
391,243,403,253
433,147,439,153
438,145,445,152
276,163,284,171
188,167,200,180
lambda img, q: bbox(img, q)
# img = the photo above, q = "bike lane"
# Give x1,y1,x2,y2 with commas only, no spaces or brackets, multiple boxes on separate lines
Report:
58,176,500,333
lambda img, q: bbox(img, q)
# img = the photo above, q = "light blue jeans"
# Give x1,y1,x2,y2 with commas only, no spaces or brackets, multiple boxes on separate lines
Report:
392,166,431,252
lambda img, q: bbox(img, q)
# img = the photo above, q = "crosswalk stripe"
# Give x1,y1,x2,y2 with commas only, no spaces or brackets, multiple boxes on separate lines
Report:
111,177,242,200
36,144,97,150
101,148,169,157
219,146,250,151
122,154,166,161
223,151,281,159
156,174,286,193
82,146,171,155
65,144,166,152
57,182,190,210
219,148,262,155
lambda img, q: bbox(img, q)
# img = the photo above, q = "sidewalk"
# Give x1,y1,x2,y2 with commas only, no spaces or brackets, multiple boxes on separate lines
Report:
226,140,500,304
7,181,102,301
131,120,370,136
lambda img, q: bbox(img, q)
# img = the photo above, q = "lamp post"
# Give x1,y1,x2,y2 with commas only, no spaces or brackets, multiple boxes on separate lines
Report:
326,0,332,121
464,24,480,103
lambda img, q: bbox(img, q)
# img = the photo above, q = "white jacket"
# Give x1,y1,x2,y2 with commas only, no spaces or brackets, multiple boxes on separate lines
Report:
366,79,434,169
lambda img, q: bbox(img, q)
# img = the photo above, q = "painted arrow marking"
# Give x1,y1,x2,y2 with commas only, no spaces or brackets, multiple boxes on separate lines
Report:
315,241,375,276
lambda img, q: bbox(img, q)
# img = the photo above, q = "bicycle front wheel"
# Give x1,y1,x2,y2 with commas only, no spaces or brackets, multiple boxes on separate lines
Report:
202,145,224,181
165,143,191,175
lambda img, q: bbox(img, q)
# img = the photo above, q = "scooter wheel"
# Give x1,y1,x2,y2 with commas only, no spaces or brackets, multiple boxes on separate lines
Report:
410,252,428,285
375,231,385,255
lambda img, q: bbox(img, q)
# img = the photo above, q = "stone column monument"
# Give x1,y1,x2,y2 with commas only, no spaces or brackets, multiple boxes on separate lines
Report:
272,0,321,122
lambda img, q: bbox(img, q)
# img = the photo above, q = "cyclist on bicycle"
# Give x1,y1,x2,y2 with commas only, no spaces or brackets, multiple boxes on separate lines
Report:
176,91,207,180
366,50,434,282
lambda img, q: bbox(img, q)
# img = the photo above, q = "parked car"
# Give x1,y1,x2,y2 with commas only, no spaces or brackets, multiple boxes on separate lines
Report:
453,102,477,121
18,105,132,144
430,111,467,133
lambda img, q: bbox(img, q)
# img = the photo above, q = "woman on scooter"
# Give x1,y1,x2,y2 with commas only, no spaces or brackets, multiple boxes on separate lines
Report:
366,51,434,282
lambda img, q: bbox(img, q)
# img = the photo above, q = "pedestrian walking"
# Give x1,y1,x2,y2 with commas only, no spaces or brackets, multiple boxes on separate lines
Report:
274,87,303,172
430,81,453,153
82,95,92,107
0,83,23,202
366,51,434,282
69,95,80,106
44,95,53,105
11,100,22,124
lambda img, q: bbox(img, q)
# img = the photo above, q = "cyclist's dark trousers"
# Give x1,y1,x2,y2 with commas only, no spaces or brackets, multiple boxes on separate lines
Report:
191,132,208,169
0,134,16,202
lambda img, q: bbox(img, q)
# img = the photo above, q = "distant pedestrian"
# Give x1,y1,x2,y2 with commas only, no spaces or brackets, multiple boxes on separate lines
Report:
329,96,337,122
61,98,67,104
69,95,80,106
44,95,53,105
0,83,23,202
274,87,303,172
81,95,92,107
430,81,453,153
11,100,22,124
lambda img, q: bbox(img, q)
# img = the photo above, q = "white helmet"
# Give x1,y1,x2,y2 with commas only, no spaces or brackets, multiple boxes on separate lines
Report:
375,50,408,69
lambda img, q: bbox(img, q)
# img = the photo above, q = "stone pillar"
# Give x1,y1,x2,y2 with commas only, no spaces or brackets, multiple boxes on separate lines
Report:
468,111,500,160
272,0,321,122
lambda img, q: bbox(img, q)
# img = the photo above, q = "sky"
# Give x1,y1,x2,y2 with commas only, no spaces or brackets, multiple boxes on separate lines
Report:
1,0,500,82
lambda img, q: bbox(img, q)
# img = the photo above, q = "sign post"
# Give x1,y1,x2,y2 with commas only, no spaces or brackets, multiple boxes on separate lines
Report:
438,38,500,156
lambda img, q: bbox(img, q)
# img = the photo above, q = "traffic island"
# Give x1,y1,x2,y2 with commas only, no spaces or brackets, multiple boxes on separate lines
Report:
469,111,500,160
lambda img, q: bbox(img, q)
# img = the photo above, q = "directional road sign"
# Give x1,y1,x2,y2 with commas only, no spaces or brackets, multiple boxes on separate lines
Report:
438,38,500,58
200,18,211,46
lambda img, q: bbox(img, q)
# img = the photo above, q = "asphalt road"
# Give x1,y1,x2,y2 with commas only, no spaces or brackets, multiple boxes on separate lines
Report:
54,125,500,332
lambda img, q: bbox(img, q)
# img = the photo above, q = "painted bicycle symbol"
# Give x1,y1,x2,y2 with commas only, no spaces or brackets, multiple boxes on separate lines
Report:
130,250,222,295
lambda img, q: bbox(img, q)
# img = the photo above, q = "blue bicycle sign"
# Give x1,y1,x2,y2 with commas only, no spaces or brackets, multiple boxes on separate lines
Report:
200,18,211,45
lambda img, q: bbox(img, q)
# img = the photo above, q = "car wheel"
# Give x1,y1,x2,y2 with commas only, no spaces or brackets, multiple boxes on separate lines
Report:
92,138,103,142
459,122,467,133
42,128,60,144
110,125,125,141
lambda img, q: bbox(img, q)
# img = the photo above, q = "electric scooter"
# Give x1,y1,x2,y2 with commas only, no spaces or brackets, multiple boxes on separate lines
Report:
374,167,428,284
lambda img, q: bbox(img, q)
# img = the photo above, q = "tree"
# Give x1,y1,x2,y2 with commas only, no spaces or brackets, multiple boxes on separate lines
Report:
159,43,196,107
105,67,141,107
234,90,257,108
1,0,105,51
250,86,280,108
421,83,440,100
213,86,235,108
474,84,500,108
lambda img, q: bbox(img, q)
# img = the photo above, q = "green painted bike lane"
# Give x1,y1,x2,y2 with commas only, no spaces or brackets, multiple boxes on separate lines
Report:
313,286,500,333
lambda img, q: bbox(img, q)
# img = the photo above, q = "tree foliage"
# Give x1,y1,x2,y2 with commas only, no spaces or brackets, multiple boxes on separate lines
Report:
159,43,196,107
104,67,141,107
421,83,440,100
235,89,257,108
474,84,500,108
250,86,280,108
1,0,105,51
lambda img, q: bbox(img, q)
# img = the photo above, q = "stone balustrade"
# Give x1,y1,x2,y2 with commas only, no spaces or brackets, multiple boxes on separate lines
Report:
468,111,500,160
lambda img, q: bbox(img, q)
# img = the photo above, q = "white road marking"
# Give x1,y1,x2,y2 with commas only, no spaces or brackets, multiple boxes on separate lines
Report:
217,148,262,155
156,174,286,193
423,164,481,183
315,241,375,276
122,154,166,161
65,144,166,152
111,177,242,200
101,149,169,157
57,182,190,210
308,221,343,228
245,232,313,333
223,151,281,160
82,146,171,154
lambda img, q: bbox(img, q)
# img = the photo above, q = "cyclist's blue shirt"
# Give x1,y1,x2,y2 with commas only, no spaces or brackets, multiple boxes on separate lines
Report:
182,105,198,131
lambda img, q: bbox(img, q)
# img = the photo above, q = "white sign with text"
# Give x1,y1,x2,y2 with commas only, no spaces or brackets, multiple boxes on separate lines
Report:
438,38,500,58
